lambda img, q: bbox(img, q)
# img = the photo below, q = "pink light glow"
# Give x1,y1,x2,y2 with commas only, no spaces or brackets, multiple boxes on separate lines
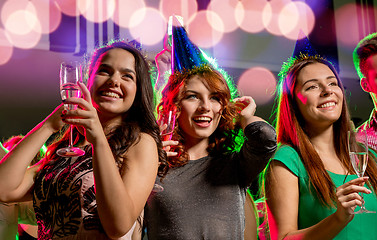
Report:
335,3,365,47
78,0,115,23
159,0,197,23
207,0,239,33
0,29,13,65
112,0,145,28
279,2,315,40
187,11,224,48
31,0,62,34
263,0,292,36
237,0,268,33
54,0,79,17
5,26,41,49
237,67,276,105
129,7,166,46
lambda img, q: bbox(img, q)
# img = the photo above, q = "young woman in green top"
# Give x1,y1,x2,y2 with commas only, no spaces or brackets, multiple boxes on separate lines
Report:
264,55,377,239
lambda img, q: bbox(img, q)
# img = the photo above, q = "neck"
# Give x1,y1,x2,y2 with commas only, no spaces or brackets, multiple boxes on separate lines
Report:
306,124,336,155
99,115,123,135
185,137,209,161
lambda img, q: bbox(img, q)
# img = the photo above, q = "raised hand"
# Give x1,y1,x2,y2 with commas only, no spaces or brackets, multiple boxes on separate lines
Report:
44,104,66,133
155,46,172,91
233,96,260,129
61,82,104,144
335,177,371,221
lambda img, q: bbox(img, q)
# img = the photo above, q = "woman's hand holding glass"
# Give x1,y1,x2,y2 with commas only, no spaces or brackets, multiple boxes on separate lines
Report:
335,177,371,222
346,129,375,214
60,82,104,145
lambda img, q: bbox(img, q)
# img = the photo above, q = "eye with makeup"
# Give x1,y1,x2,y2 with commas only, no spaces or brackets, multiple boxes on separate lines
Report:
96,65,111,76
305,84,318,91
122,72,135,81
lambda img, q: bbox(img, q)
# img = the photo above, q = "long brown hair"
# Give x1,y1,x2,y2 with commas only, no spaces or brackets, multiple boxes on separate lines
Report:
44,41,168,176
271,57,377,206
158,65,241,168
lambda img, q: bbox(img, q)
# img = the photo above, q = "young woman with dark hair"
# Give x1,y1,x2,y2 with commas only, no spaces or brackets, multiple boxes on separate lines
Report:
0,41,167,240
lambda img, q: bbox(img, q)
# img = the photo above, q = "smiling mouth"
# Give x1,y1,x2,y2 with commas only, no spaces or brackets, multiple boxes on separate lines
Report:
193,116,212,123
100,91,122,98
318,102,335,108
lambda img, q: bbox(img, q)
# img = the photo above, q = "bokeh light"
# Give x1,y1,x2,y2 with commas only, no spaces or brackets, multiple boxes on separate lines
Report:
237,0,268,33
187,11,224,48
129,7,166,46
0,29,14,65
237,67,276,105
263,0,292,36
335,3,365,47
31,0,62,34
159,0,197,23
78,0,116,23
112,0,145,28
207,0,239,33
279,2,315,40
55,0,79,17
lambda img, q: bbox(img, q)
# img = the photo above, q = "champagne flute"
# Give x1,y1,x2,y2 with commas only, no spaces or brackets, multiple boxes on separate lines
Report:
152,108,177,192
56,62,86,157
348,129,375,214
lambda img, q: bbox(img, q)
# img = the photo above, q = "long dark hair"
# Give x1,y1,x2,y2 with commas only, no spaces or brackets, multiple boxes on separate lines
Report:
158,65,242,168
268,57,377,206
44,41,168,176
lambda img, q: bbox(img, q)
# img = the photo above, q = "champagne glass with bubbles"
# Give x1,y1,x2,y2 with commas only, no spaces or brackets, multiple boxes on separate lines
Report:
152,107,177,192
56,62,86,157
348,128,375,214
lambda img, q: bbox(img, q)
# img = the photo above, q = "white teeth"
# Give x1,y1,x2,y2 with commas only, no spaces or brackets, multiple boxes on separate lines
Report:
194,117,211,121
319,102,335,108
102,91,120,98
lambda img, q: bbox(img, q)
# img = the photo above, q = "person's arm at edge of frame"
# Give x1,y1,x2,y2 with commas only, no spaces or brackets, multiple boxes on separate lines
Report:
0,104,65,203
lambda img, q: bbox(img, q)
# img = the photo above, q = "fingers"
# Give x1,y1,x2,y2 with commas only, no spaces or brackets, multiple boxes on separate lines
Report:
159,123,168,133
162,140,178,157
63,96,93,111
78,82,92,102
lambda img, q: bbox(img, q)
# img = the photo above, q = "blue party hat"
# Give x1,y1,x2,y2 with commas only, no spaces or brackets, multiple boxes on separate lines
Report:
292,31,319,59
170,15,209,73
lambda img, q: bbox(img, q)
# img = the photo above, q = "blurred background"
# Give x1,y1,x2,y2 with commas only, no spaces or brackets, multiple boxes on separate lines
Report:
0,0,374,141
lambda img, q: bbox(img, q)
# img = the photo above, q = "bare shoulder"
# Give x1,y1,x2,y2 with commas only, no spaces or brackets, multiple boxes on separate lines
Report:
126,133,158,162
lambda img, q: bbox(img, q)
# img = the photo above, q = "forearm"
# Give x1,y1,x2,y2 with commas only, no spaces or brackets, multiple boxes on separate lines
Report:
91,138,136,238
0,121,53,195
239,121,277,183
282,213,349,240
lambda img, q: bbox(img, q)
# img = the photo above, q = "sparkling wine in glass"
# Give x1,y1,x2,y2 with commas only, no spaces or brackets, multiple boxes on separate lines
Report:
159,109,177,142
152,108,177,192
348,129,375,214
56,62,86,157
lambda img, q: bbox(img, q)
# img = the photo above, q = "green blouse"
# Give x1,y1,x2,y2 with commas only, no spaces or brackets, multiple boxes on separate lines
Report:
272,145,377,239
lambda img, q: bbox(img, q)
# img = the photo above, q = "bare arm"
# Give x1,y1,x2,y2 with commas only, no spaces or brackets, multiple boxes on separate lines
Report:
0,105,64,202
267,161,370,240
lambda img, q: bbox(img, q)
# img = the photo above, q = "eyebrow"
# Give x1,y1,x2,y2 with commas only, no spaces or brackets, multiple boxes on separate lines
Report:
302,76,337,87
100,63,136,76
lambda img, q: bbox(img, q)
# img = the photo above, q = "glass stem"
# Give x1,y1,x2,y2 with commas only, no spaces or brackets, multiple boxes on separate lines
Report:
360,192,366,210
69,125,74,148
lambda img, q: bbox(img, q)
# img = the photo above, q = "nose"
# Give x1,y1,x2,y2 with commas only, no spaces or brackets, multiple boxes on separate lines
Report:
198,99,210,112
106,75,120,87
321,85,333,97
